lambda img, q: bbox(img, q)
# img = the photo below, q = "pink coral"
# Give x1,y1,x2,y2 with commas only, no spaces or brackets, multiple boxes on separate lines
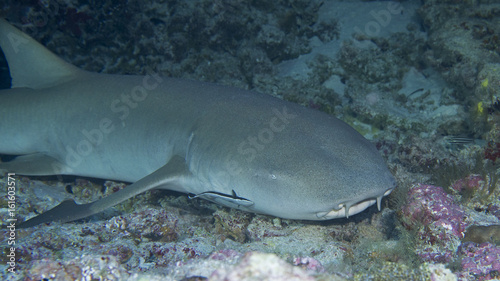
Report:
403,184,468,237
458,242,500,281
401,184,469,262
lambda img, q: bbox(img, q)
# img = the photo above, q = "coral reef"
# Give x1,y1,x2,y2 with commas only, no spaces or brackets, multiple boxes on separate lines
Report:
352,261,459,281
25,255,128,281
1,0,500,280
401,184,469,263
400,182,500,280
419,1,500,142
1,0,324,86
209,252,317,281
293,257,325,274
458,242,500,281
213,209,252,243
450,173,500,215
484,141,500,163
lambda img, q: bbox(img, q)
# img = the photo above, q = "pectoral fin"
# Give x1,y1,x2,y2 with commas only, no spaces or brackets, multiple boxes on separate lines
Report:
19,156,190,228
0,153,69,175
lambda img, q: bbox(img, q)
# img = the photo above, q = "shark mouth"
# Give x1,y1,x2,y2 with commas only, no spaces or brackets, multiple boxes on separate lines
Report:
316,189,393,219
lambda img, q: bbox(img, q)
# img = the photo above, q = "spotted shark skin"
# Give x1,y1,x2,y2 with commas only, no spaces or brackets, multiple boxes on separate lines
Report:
0,19,396,228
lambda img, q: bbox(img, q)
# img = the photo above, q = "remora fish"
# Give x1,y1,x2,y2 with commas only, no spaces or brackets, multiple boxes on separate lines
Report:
0,19,395,228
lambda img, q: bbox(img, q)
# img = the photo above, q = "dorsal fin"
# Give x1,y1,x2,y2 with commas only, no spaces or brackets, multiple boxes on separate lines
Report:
0,18,83,89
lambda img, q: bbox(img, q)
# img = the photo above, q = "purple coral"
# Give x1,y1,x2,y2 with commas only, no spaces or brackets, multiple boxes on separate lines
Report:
401,184,469,263
458,242,500,281
403,184,469,237
451,174,485,193
487,205,500,220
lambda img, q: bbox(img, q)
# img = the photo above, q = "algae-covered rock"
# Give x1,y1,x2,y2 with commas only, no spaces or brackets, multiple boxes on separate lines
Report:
209,252,317,281
213,208,252,243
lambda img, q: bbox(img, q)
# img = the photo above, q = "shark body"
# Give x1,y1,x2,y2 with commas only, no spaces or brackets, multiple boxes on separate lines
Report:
0,19,396,228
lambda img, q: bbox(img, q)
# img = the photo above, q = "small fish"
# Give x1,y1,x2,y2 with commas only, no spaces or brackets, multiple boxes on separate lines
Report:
463,225,500,245
444,136,475,145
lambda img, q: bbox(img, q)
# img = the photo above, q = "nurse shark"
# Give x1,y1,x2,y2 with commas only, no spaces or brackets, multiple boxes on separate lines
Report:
0,19,396,228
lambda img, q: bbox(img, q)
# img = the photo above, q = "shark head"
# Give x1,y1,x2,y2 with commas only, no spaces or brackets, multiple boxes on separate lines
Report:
191,103,396,221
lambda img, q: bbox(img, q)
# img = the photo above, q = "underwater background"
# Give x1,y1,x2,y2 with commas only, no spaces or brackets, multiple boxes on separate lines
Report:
0,0,499,280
